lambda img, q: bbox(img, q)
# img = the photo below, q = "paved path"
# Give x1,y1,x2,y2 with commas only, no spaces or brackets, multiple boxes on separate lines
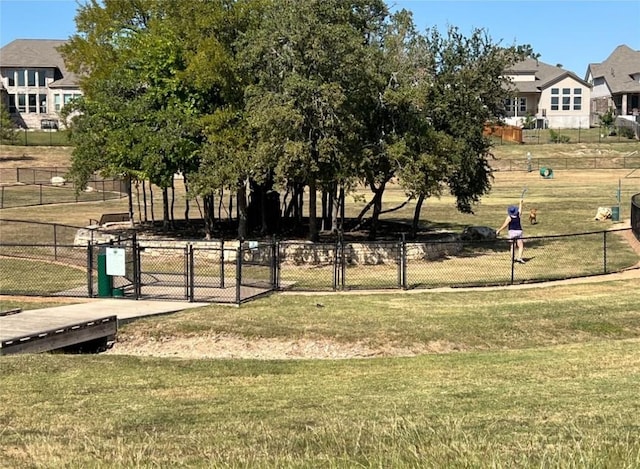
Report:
0,299,211,355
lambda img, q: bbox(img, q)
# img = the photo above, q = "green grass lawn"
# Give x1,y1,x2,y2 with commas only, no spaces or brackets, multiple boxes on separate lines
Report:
2,280,640,467
0,257,86,295
2,142,640,467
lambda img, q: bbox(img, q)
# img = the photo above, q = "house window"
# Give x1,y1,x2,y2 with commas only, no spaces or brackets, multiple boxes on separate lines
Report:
562,96,570,110
17,94,26,112
518,97,526,112
573,96,581,110
17,70,25,87
562,88,570,95
38,71,46,87
28,70,36,87
505,97,526,113
574,88,581,95
551,96,559,111
54,94,61,111
6,70,16,87
551,88,559,95
28,94,37,113
39,94,47,113
8,94,16,113
63,94,73,105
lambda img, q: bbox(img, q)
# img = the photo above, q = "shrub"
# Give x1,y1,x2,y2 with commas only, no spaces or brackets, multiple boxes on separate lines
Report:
549,129,571,143
617,126,636,139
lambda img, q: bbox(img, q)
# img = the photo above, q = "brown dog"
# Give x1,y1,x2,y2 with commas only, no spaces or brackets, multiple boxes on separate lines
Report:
529,208,538,225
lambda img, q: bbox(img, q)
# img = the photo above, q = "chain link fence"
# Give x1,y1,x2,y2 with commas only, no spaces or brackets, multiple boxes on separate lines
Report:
0,167,126,209
491,155,640,172
1,222,638,303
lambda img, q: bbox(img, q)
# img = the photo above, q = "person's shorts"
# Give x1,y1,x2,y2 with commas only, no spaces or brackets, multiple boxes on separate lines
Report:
508,230,523,240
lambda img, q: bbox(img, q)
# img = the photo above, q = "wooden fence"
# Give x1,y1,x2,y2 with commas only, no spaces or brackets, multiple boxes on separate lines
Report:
483,125,523,144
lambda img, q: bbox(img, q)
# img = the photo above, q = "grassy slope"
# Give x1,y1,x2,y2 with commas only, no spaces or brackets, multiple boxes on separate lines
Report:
2,280,640,467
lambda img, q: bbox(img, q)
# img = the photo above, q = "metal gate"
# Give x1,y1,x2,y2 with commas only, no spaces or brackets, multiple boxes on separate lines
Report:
90,236,277,304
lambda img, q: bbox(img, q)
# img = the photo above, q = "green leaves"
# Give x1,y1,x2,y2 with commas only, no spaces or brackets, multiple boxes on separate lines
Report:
61,0,532,238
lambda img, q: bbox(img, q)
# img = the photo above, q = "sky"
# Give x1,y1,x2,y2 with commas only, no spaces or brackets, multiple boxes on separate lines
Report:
1,0,639,77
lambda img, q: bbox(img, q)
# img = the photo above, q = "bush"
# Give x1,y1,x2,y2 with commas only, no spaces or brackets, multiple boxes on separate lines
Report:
549,129,571,143
617,126,636,139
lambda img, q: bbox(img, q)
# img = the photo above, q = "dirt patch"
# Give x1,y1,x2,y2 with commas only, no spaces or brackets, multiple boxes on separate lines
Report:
105,333,465,360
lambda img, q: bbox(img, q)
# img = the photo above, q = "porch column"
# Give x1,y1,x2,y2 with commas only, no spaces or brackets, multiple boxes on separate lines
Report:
622,93,628,115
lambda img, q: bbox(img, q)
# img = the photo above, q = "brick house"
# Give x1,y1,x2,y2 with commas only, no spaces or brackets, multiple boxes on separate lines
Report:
0,39,82,130
585,44,640,127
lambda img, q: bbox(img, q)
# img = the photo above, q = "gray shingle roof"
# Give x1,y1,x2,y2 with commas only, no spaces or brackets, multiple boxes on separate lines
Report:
587,45,640,94
506,57,590,93
0,39,80,87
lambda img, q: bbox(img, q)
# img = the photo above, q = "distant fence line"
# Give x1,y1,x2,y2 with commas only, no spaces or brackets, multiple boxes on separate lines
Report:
491,155,640,172
1,219,638,304
0,167,127,209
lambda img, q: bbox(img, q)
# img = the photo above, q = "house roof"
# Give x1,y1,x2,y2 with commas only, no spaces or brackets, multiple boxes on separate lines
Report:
586,45,640,94
506,57,591,93
0,39,80,87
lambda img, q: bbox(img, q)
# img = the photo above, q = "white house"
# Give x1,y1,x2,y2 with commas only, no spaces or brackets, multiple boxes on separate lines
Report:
503,58,592,129
0,39,82,130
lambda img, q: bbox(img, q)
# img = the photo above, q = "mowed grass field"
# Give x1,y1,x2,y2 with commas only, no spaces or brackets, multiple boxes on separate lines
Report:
1,142,640,467
2,281,640,467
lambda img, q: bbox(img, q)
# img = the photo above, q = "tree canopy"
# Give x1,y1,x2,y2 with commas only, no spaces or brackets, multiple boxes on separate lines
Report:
61,0,530,240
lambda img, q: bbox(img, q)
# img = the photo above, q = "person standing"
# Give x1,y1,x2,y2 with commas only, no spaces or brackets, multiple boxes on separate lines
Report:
496,199,525,263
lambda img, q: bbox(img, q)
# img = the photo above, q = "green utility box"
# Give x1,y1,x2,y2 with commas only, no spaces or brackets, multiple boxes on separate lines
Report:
97,252,113,297
611,206,620,222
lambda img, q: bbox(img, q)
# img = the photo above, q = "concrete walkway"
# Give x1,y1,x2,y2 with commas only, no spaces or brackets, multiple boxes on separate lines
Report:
54,298,211,323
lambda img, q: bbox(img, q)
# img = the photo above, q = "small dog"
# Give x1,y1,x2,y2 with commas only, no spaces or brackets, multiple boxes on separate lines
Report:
528,208,538,225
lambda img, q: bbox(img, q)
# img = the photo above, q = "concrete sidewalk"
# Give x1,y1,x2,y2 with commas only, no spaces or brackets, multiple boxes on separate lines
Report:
25,298,211,324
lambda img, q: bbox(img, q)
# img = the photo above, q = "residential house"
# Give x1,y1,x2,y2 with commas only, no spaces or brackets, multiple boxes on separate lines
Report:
585,44,640,126
503,58,592,129
0,39,82,130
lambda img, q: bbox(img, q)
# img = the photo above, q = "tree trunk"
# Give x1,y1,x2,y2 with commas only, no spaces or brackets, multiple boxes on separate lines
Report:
183,174,190,222
162,187,170,231
149,184,155,222
411,193,426,239
203,194,215,240
127,175,134,227
135,181,142,224
170,178,175,224
237,182,248,240
321,189,328,231
308,179,318,242
331,186,340,233
368,181,386,241
142,180,148,222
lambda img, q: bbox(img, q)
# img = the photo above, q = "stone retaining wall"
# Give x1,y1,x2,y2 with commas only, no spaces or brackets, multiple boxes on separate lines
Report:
74,229,463,265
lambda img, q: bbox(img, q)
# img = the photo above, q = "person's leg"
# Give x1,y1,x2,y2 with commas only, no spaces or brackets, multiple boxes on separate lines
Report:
516,238,524,260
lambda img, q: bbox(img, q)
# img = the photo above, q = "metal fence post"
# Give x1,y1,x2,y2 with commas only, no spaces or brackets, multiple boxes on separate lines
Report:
400,233,408,290
510,240,516,285
53,224,58,260
603,230,608,274
236,245,242,305
340,236,346,290
220,239,225,288
188,244,195,302
133,234,140,300
87,243,94,298
270,236,279,290
332,239,339,291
